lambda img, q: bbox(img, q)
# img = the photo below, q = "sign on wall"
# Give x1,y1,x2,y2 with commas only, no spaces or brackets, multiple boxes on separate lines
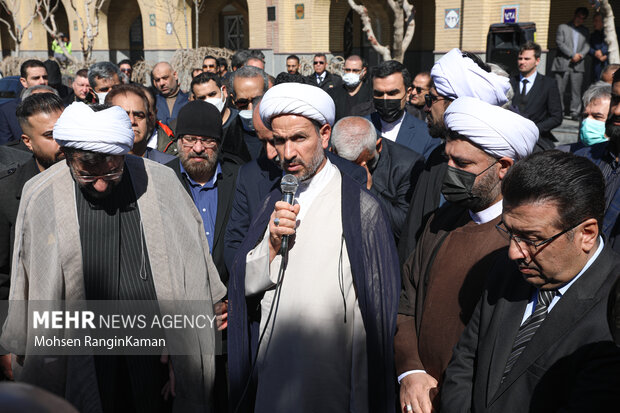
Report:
149,14,156,27
502,5,519,23
165,22,173,35
444,8,460,29
295,4,304,19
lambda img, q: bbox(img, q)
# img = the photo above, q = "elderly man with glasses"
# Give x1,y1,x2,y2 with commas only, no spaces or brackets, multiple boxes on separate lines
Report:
396,96,538,413
442,150,620,412
1,102,227,412
222,65,270,163
306,52,342,91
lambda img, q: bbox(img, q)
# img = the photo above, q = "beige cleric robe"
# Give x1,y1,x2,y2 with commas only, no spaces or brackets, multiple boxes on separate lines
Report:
0,155,226,413
245,167,369,412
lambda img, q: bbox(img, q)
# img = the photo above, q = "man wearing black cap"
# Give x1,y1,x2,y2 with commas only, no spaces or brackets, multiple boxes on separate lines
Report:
167,100,242,283
167,100,240,411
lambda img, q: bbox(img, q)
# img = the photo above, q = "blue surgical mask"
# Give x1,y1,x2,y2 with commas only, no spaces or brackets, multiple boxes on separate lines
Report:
579,118,607,146
239,110,255,132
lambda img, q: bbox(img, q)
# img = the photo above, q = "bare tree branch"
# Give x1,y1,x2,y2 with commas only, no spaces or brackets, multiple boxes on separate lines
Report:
600,0,620,64
347,0,416,63
36,0,78,62
347,0,392,61
0,0,37,55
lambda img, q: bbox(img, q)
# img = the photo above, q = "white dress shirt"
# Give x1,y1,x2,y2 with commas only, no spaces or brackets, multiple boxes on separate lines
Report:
379,111,406,142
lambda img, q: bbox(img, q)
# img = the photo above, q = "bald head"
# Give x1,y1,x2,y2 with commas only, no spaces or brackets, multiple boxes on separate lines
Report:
151,62,179,97
331,116,378,164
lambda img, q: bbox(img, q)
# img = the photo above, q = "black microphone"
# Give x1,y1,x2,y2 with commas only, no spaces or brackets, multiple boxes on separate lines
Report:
279,174,299,255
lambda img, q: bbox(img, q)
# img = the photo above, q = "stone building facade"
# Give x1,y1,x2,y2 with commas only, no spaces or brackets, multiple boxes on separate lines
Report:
0,0,614,75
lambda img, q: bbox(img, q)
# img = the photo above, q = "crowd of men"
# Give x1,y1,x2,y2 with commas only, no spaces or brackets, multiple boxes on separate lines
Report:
0,17,620,412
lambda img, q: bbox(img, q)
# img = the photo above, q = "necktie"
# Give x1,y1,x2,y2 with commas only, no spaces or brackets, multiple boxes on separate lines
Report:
502,289,556,381
521,79,529,96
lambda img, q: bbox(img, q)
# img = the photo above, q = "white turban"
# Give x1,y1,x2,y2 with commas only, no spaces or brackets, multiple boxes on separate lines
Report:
444,97,538,160
431,48,511,106
53,102,134,155
259,83,335,129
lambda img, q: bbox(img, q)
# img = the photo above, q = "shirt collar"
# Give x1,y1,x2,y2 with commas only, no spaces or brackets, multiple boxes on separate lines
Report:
292,158,336,222
469,199,503,224
180,162,221,189
146,128,158,149
519,71,537,83
557,236,605,297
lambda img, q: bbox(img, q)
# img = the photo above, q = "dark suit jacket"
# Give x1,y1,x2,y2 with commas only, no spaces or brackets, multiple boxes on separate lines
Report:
306,71,343,91
223,151,368,271
368,111,439,160
0,98,22,145
168,155,240,285
155,90,190,126
0,157,38,299
0,144,31,170
370,139,424,241
510,73,562,141
441,244,620,413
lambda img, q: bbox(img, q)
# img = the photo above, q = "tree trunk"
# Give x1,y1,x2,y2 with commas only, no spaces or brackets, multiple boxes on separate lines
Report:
195,0,199,49
602,0,620,64
347,0,392,61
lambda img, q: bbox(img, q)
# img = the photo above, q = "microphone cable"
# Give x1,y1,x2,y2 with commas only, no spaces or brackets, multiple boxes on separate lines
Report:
233,251,288,413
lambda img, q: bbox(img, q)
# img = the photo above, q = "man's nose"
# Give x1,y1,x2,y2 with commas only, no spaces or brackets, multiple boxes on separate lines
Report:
92,179,109,193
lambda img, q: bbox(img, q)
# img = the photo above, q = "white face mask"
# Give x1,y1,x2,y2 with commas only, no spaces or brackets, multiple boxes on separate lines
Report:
342,72,361,87
204,96,225,113
96,91,108,104
203,87,226,113
238,110,254,132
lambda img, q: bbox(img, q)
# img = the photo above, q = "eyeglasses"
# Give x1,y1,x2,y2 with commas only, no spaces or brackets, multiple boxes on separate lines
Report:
313,61,325,65
72,168,124,183
180,136,218,148
424,93,446,107
120,68,132,73
495,220,585,250
232,95,262,110
202,64,216,69
413,86,427,94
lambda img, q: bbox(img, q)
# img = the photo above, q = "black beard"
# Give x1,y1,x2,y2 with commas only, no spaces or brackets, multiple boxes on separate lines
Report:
180,151,218,181
428,121,448,139
606,116,620,145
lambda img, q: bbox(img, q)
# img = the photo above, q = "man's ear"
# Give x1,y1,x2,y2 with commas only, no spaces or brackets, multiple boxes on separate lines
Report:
497,156,514,180
221,84,228,99
376,137,383,153
19,77,28,88
405,86,413,101
319,124,331,149
578,218,599,253
21,133,33,152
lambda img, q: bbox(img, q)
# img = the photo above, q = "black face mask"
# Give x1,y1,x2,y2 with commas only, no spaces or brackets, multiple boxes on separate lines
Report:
374,98,404,123
441,162,497,209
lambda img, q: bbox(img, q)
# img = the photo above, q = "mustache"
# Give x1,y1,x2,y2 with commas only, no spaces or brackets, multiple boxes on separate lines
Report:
188,152,210,160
